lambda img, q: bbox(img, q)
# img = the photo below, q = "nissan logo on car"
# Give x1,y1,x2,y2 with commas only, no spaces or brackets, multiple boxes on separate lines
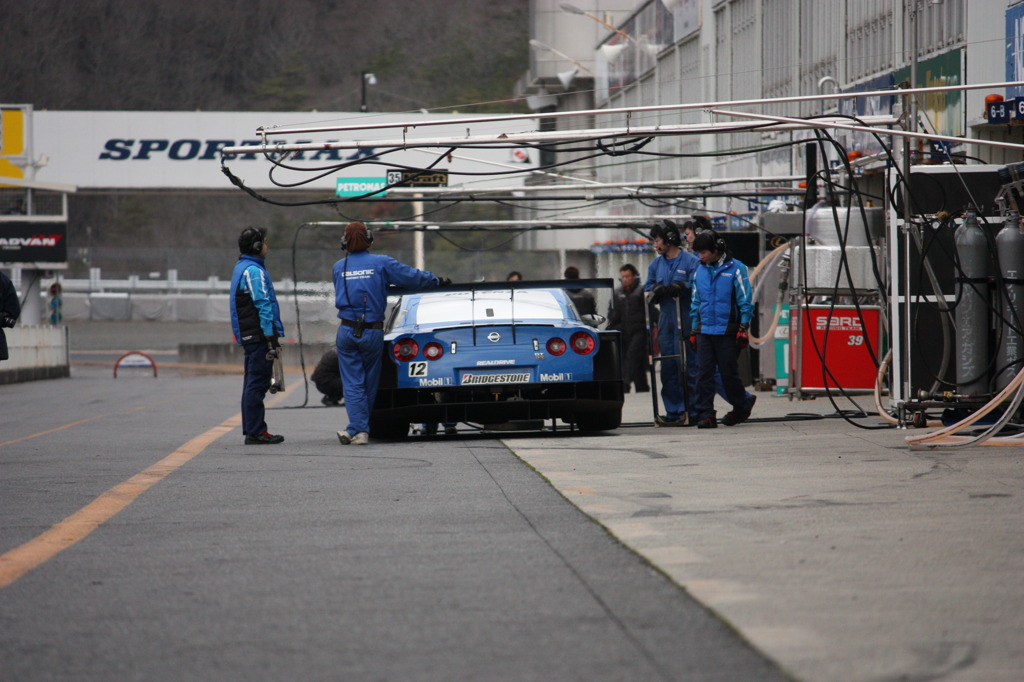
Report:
487,332,501,343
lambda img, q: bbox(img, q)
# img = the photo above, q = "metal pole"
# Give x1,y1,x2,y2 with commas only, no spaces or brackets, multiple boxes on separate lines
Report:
252,80,1024,139
909,1,919,156
413,194,424,270
224,113,1024,157
360,71,368,113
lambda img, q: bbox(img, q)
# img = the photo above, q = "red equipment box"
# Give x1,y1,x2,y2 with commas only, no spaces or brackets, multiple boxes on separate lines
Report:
790,304,881,393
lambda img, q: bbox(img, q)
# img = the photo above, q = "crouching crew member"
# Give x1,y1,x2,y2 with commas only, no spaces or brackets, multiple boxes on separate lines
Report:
230,227,286,445
689,230,756,429
311,349,344,406
332,222,449,446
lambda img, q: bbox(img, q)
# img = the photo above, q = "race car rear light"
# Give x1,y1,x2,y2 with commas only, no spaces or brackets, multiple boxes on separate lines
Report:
393,338,419,362
423,342,444,361
570,331,595,355
546,337,566,356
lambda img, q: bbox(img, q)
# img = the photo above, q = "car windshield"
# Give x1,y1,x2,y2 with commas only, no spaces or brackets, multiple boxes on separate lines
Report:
413,290,570,325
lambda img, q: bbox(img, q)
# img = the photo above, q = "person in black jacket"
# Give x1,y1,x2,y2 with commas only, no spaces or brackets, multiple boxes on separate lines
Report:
564,265,596,316
311,349,344,406
606,263,650,392
0,271,20,362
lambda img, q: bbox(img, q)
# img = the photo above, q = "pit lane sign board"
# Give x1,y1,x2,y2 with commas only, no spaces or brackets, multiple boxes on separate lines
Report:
386,169,448,188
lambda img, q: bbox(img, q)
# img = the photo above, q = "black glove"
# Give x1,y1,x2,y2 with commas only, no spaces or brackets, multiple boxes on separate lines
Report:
437,277,452,286
0,314,15,329
266,335,281,361
651,285,666,303
663,283,682,299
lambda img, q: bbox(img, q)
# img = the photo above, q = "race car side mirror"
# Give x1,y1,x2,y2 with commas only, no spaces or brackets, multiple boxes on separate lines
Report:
581,313,606,328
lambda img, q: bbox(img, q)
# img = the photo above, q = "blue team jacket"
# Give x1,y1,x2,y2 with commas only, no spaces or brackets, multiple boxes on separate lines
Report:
230,254,284,346
333,251,440,323
643,250,700,330
690,255,753,335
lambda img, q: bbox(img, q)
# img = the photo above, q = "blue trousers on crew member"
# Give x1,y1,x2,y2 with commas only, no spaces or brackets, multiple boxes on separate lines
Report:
336,325,384,436
694,334,748,419
242,341,273,436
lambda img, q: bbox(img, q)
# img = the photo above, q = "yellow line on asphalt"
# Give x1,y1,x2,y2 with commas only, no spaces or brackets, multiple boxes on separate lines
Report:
0,390,289,590
0,415,108,448
1,400,166,449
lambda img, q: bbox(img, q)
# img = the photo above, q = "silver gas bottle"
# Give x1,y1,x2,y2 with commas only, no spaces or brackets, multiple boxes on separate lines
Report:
996,212,1024,390
954,210,991,395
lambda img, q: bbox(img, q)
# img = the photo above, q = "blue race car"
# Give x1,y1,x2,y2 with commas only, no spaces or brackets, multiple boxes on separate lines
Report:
369,280,624,439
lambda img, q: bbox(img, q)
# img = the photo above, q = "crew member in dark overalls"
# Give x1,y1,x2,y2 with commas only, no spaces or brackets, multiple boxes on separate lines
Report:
689,229,756,429
230,227,286,445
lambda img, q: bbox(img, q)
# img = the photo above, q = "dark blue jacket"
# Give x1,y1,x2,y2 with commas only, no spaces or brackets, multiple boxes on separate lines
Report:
0,271,20,361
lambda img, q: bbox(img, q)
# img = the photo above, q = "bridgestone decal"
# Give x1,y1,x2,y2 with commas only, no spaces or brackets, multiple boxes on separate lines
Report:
461,372,531,385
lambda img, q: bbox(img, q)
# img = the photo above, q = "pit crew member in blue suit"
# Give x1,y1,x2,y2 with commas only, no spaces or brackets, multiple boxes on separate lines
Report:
643,219,699,425
332,222,448,446
230,227,286,445
682,217,754,415
689,229,756,429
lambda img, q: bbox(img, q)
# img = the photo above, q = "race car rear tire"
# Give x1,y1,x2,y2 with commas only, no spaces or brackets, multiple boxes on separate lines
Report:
369,416,410,441
575,408,622,432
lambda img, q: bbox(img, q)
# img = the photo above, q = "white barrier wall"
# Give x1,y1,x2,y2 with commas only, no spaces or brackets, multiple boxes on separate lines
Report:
3,325,69,371
55,292,337,323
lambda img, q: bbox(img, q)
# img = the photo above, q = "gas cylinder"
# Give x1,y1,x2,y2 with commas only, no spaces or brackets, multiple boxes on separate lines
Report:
954,210,990,395
996,211,1024,390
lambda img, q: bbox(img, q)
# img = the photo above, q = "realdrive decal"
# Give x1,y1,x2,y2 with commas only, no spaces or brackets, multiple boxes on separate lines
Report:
0,235,63,249
476,359,515,366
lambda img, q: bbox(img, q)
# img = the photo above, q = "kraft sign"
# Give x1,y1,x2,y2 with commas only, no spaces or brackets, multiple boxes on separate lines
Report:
24,110,537,191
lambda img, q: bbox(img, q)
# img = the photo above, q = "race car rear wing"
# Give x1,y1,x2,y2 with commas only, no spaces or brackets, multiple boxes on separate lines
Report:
388,278,615,342
389,278,615,295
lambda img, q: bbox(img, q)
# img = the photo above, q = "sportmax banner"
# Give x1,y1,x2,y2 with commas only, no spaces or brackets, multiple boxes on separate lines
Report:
27,111,537,191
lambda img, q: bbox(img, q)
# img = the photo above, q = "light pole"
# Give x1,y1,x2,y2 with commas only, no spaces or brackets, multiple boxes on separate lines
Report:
559,3,637,45
360,71,377,112
529,39,593,75
530,39,593,91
